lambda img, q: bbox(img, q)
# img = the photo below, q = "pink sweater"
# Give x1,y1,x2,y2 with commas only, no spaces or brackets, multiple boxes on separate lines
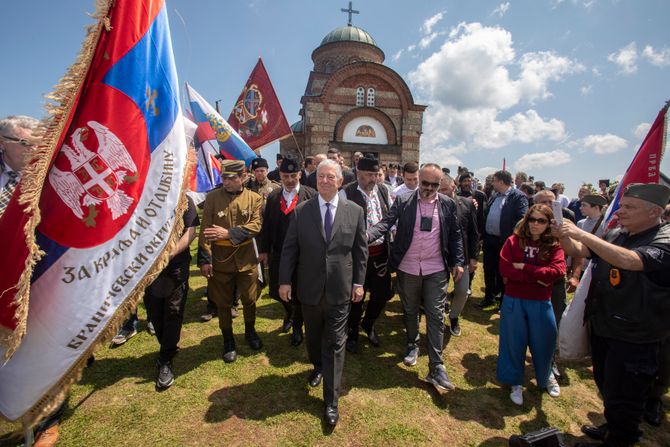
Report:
499,235,566,301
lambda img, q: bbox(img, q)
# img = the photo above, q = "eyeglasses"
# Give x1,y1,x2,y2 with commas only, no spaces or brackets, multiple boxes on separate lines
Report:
527,217,549,225
421,180,440,188
0,134,33,147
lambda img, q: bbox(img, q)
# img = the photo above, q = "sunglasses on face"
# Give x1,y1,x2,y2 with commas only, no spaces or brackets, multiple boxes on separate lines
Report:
421,180,440,188
527,217,549,225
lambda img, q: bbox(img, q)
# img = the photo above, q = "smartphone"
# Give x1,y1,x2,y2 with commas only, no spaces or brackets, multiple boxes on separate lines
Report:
552,200,563,225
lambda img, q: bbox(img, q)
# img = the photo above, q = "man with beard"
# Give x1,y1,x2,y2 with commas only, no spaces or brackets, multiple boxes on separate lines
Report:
343,156,393,353
367,163,465,392
259,157,316,345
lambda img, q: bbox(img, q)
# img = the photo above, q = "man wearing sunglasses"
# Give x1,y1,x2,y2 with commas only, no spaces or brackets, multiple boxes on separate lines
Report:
367,163,465,392
0,115,38,217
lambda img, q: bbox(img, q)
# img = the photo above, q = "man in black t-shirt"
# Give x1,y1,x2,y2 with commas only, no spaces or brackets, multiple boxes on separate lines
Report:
144,195,199,390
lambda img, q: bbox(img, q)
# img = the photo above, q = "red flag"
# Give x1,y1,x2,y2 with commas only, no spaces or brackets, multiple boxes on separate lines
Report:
603,101,668,228
228,58,291,150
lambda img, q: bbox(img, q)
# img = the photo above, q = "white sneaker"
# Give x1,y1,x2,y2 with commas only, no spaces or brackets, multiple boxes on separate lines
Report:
546,373,560,398
510,385,523,405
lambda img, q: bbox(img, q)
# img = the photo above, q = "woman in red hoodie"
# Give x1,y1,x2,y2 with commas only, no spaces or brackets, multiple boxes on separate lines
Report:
497,204,566,405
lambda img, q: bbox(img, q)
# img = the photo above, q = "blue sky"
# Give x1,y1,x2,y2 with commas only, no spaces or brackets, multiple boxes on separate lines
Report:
2,0,669,196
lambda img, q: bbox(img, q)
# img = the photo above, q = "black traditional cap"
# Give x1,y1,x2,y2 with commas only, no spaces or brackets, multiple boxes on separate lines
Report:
280,156,300,173
582,194,607,207
623,183,670,207
220,160,245,177
598,179,610,187
357,155,379,172
276,153,284,161
442,167,451,175
250,157,269,171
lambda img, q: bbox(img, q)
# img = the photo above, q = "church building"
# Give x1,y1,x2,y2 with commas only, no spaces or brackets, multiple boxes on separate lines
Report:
280,6,426,167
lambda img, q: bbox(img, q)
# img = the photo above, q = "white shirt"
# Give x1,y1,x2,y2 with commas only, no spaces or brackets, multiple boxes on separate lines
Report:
318,193,339,229
392,183,416,200
282,183,300,204
558,194,570,208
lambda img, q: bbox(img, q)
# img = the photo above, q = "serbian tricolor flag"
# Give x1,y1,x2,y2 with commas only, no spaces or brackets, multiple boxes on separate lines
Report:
185,83,256,175
228,58,291,150
0,0,190,424
602,101,668,230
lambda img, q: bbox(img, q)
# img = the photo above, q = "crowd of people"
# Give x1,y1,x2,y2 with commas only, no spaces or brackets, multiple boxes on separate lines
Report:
1,115,669,446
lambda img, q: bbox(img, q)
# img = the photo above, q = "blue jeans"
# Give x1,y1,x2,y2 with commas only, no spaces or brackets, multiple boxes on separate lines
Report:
497,295,557,388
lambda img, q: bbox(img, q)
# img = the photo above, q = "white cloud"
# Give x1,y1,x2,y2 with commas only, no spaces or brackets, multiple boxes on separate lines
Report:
491,2,511,17
580,85,592,95
514,150,571,171
641,45,670,67
581,134,628,154
608,42,638,74
391,49,404,62
421,11,445,35
552,0,596,9
409,22,578,152
420,143,466,168
633,122,651,139
419,32,445,49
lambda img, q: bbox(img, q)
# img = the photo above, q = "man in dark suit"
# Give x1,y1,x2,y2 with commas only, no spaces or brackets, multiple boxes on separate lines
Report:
384,162,403,188
267,153,282,182
305,153,327,189
279,159,368,426
343,156,393,353
258,157,316,344
480,170,529,308
327,147,355,185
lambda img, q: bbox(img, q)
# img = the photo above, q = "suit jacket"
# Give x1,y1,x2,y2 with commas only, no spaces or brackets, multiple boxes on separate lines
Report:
484,187,528,240
279,195,368,305
306,171,317,189
259,185,316,255
367,191,465,272
454,196,479,261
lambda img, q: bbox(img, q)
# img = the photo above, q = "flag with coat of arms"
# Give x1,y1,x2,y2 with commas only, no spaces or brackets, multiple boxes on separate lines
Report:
0,0,191,424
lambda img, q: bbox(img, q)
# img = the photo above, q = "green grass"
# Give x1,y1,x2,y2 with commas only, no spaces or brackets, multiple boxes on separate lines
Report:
1,253,668,446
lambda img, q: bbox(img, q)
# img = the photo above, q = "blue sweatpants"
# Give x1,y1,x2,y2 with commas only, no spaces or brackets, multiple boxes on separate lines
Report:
496,295,557,388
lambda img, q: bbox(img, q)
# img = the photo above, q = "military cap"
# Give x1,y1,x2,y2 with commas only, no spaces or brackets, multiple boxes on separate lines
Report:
582,194,607,207
357,155,379,172
251,157,269,171
280,156,300,173
623,183,670,207
220,159,245,177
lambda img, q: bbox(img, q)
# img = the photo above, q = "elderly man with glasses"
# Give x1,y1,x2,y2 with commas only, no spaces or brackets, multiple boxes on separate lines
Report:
367,163,465,392
0,115,39,217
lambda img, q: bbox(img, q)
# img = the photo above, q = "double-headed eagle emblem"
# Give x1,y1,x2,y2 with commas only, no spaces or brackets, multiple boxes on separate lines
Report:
48,121,138,224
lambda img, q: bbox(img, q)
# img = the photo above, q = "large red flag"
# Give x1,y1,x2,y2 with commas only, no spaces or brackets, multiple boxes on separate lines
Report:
228,58,291,150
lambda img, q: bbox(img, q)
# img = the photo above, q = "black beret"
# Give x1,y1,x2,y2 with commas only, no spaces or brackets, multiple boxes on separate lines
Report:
357,156,379,172
251,157,269,170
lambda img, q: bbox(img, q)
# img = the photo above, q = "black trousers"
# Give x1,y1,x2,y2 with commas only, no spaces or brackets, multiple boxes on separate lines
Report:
591,333,659,445
144,264,189,362
302,298,350,407
483,235,505,302
269,257,303,327
551,278,567,328
348,248,393,339
650,336,670,400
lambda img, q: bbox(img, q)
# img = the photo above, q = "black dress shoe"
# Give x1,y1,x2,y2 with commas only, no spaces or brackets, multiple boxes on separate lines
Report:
281,317,293,333
364,325,380,347
324,405,339,426
581,423,608,441
290,327,303,346
346,337,358,354
308,369,322,387
644,398,663,426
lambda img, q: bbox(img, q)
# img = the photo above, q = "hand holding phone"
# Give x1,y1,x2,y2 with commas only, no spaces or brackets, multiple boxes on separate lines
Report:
551,200,563,226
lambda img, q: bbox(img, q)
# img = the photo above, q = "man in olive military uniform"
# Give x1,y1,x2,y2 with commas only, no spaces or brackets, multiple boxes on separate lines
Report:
559,183,670,447
258,156,316,345
245,157,280,211
198,160,264,363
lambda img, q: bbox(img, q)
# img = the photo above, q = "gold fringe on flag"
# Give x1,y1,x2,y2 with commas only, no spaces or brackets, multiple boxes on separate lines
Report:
1,0,113,361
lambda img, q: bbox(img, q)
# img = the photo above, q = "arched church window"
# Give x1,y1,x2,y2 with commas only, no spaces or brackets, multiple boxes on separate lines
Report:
356,87,365,106
366,88,375,107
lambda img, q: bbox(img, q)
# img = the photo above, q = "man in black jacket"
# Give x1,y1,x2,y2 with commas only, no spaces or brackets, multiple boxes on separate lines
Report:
480,170,528,308
258,157,316,344
368,163,465,392
343,156,393,353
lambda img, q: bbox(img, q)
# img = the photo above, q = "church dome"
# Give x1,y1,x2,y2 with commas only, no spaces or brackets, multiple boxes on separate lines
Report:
320,25,377,48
